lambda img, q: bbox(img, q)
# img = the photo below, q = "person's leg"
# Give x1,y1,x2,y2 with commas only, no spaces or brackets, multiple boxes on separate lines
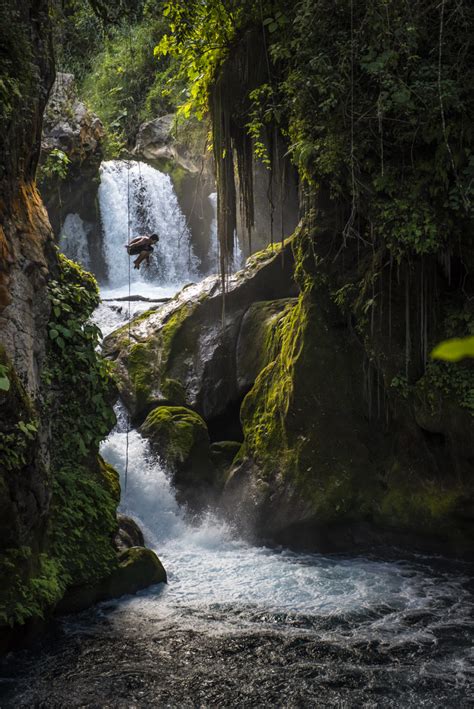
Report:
134,250,151,269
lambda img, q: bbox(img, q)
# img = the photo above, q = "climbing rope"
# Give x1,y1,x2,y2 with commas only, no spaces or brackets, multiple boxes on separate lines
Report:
124,157,132,492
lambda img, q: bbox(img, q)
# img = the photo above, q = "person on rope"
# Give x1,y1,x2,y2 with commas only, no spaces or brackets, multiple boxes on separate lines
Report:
125,233,159,270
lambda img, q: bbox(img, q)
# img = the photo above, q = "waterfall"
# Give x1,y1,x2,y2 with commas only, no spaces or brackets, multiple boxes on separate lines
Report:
59,213,91,269
207,191,244,275
98,160,199,289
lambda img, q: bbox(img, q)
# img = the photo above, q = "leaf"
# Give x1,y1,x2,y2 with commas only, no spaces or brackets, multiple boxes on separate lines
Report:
0,376,10,391
431,336,474,362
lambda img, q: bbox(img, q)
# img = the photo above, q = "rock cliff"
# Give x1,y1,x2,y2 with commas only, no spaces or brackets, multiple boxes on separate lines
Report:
0,1,164,651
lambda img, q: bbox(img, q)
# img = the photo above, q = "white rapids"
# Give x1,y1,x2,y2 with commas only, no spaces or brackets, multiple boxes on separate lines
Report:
100,422,473,656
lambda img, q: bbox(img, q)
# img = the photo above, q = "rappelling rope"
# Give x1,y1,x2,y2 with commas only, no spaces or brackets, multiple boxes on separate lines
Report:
124,157,132,492
123,24,136,493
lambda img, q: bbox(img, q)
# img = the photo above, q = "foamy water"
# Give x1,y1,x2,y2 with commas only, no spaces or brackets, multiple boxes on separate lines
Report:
100,424,474,660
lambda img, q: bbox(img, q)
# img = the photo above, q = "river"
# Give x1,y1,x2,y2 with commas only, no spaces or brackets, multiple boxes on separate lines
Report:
0,161,472,707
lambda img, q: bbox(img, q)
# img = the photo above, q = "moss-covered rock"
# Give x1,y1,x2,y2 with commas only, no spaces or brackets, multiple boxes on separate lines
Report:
103,239,297,423
141,406,216,490
56,547,167,615
222,224,474,556
236,299,298,392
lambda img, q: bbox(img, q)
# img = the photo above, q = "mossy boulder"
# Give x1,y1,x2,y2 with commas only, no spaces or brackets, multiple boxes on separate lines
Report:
103,240,297,423
141,406,217,492
222,224,474,556
56,547,167,615
236,299,298,392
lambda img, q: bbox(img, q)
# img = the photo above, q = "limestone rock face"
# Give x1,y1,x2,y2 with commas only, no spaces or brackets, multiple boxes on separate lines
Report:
103,241,297,425
0,1,57,640
135,114,202,174
39,73,105,277
42,73,104,165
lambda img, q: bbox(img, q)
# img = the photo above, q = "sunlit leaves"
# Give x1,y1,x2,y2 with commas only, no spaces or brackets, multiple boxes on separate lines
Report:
431,337,474,362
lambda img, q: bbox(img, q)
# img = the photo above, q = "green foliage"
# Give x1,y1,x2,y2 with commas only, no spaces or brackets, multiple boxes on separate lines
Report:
419,361,474,415
37,148,71,183
0,419,38,473
0,363,10,392
82,15,176,152
271,0,474,259
155,0,252,119
0,550,63,627
0,255,119,628
50,464,118,587
432,337,474,362
51,0,104,81
46,254,116,458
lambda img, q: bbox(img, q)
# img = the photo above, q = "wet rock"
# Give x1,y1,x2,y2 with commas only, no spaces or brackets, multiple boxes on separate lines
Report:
210,441,242,479
141,406,217,492
114,514,145,553
103,240,297,423
56,547,167,615
236,298,298,392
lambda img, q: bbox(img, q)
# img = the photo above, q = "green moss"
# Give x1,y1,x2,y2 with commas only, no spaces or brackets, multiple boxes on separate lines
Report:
210,440,241,466
161,377,186,405
246,240,284,269
379,481,466,538
127,342,155,412
241,293,306,474
116,300,198,416
141,405,208,465
0,551,63,628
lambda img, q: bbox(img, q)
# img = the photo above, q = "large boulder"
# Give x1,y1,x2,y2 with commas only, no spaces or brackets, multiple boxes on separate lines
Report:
56,547,167,615
135,114,199,172
141,406,218,503
221,225,474,557
103,241,297,426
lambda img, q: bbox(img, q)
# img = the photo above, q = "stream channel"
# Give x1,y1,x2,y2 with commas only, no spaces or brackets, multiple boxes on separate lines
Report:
0,161,473,708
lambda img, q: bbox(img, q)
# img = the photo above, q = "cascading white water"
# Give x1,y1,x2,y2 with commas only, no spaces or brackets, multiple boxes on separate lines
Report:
100,418,473,645
98,160,199,290
59,213,91,269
